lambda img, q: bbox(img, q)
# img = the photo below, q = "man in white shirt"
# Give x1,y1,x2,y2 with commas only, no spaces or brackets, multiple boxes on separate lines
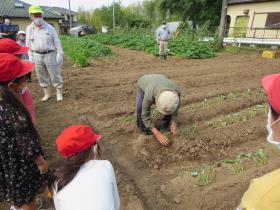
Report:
26,6,64,102
157,21,170,60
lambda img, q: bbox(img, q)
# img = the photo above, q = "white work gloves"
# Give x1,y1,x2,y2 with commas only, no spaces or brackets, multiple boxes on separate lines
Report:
56,53,63,66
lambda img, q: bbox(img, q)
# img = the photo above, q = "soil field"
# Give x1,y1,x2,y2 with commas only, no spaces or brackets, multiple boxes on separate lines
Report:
1,47,280,210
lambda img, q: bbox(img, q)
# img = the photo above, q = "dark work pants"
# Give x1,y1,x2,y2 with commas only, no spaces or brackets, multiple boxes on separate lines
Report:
136,88,172,133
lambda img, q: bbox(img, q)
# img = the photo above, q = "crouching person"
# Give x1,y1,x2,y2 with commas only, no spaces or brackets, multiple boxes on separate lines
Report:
136,74,181,146
52,125,120,210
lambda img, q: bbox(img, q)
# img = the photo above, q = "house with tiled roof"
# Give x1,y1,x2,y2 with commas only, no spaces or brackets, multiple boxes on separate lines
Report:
227,0,280,38
0,0,68,34
42,6,78,34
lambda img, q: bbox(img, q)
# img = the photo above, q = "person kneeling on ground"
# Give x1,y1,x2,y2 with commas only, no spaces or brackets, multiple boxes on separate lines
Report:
52,125,120,210
237,74,280,210
136,74,181,146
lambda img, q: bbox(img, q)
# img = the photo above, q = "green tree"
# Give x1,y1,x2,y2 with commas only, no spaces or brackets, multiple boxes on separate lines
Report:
159,0,223,26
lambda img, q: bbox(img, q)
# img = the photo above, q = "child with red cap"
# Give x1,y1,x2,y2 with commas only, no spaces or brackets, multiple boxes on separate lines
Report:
262,74,280,148
0,38,36,124
237,74,280,210
52,125,120,210
0,53,48,210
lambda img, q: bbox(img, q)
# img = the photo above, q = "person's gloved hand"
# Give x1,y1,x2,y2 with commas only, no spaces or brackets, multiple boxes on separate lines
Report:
56,53,63,66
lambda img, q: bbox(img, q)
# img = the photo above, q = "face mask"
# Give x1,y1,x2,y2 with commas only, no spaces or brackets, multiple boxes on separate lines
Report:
92,144,98,160
267,117,280,149
4,19,10,25
19,36,25,41
34,18,44,26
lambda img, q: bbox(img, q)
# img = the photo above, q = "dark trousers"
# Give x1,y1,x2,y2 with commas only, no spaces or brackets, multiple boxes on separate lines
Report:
136,88,172,133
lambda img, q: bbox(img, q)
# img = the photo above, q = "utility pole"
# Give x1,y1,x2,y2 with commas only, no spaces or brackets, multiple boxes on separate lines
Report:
112,0,115,30
218,0,228,48
68,0,73,30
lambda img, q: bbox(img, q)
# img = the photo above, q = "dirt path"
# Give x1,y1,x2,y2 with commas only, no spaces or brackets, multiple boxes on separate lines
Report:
2,47,280,210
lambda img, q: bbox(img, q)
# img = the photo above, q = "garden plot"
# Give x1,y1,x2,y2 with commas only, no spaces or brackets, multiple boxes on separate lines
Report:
2,46,280,210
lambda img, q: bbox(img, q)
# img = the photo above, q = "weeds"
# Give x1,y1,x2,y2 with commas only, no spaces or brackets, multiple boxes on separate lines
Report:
61,36,111,67
216,94,226,102
191,165,216,186
90,32,217,58
224,159,244,175
252,149,267,166
191,149,268,185
207,104,267,129
187,89,264,114
122,115,134,124
179,124,198,136
248,109,257,119
202,99,209,108
238,149,267,167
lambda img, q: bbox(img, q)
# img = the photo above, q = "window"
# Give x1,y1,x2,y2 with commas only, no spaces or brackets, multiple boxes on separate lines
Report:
14,2,24,8
265,12,280,28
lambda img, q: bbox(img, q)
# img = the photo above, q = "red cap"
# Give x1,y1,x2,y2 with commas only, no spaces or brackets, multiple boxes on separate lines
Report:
56,125,102,158
262,74,280,114
0,38,29,54
0,53,34,83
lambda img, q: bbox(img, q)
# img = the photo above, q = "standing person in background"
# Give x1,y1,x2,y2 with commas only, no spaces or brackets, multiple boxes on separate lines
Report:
0,53,48,210
136,74,181,146
0,16,19,41
0,38,36,124
157,21,170,60
17,31,32,82
26,6,64,102
52,125,120,210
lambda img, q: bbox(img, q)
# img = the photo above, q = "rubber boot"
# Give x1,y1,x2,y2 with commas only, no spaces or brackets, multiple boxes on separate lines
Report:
56,88,63,101
41,87,51,102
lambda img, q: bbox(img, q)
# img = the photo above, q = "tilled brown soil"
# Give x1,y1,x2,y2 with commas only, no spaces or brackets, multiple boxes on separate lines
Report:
1,47,280,210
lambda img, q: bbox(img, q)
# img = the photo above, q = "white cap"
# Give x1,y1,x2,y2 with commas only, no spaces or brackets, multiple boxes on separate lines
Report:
156,90,179,115
18,31,26,35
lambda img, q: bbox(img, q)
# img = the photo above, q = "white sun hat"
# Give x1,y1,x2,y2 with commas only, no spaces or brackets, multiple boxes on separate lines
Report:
156,90,179,115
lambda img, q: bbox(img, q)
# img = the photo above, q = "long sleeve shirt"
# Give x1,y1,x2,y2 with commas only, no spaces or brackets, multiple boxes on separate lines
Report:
157,27,170,41
137,74,181,129
26,21,63,59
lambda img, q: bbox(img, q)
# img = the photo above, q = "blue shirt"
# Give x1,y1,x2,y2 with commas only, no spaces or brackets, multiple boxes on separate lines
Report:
0,23,19,41
157,27,170,41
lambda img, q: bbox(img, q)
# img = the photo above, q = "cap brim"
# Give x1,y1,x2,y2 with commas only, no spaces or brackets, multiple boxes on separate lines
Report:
262,74,280,93
14,46,29,55
17,60,34,78
158,108,172,116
